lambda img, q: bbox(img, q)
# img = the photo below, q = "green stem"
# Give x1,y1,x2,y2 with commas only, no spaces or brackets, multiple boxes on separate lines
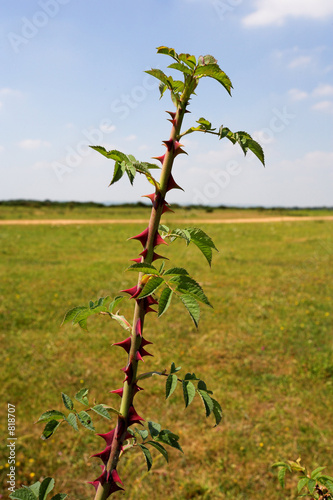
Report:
93,84,192,500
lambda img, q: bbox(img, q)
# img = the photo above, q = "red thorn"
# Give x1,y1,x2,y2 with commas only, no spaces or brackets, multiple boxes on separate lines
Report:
162,139,174,151
136,351,144,362
153,231,168,247
110,469,123,486
130,257,143,263
174,147,187,157
139,346,153,358
88,467,124,496
161,201,174,214
166,174,184,192
166,111,176,120
140,248,167,261
129,227,149,247
110,387,123,397
146,296,159,306
121,362,134,384
97,429,115,446
113,336,131,353
91,445,111,466
141,337,153,347
121,285,139,297
128,405,144,426
152,154,165,165
136,318,142,337
144,306,157,314
142,193,156,204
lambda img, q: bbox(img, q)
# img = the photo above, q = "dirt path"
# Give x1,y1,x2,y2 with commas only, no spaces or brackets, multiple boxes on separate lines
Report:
1,216,333,225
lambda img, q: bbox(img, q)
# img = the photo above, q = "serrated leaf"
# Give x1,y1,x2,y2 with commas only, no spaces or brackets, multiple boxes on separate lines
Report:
138,276,164,299
61,393,74,411
164,267,189,276
179,294,200,327
179,53,196,68
277,467,287,488
170,228,191,244
156,430,183,453
211,398,223,426
75,388,89,406
111,313,131,331
170,362,181,374
156,286,171,311
166,373,178,399
110,161,125,185
318,476,333,494
61,306,86,326
297,477,309,493
37,410,65,423
198,390,214,417
246,138,265,166
172,275,212,307
307,478,316,494
182,380,196,408
91,404,111,420
156,46,178,60
29,483,41,498
148,421,161,439
41,420,61,440
109,295,125,313
126,263,158,274
195,63,233,95
39,477,54,500
168,62,192,75
66,413,78,431
138,444,153,471
146,441,169,462
311,466,326,479
184,372,199,381
137,429,149,441
145,69,171,88
77,411,95,431
9,489,38,500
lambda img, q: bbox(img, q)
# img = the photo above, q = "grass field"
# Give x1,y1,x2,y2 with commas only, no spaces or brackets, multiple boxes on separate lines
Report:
0,206,332,499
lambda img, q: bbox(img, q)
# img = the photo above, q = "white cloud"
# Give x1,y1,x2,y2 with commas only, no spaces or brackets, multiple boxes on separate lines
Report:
125,134,137,141
0,88,21,97
18,139,51,150
100,123,116,134
288,88,308,101
311,100,333,114
288,56,312,69
243,0,333,27
313,83,333,97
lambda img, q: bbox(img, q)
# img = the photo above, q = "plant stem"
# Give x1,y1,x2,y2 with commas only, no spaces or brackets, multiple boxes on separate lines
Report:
93,88,191,500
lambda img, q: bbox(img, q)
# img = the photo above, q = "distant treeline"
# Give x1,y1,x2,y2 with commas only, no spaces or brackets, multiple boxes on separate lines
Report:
0,200,332,211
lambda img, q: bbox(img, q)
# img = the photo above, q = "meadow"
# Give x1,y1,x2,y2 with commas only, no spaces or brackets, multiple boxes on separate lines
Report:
0,205,332,499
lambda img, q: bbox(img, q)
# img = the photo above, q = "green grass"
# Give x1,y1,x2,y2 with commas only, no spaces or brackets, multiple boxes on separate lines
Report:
0,212,332,499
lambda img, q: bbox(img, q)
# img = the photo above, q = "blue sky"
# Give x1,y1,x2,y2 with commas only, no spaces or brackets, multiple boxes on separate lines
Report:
1,0,333,207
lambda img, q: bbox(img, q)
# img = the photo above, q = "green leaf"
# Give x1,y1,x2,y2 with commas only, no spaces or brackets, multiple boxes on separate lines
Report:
110,161,125,185
297,477,309,493
171,275,212,307
168,62,192,75
145,68,171,88
166,373,178,399
66,413,78,431
137,429,149,441
61,393,74,411
9,489,38,500
111,313,132,331
148,421,161,439
91,404,111,420
212,398,223,426
50,496,67,500
186,227,218,266
198,55,218,65
184,372,199,381
318,476,333,494
170,228,191,244
61,306,86,326
195,62,233,95
156,46,179,61
164,267,189,276
307,478,316,494
156,430,183,453
182,380,196,408
244,137,265,166
37,410,65,423
75,388,89,406
170,362,181,374
311,466,326,479
77,411,95,431
29,483,41,498
179,294,200,327
39,477,54,500
138,277,164,299
126,263,158,274
158,288,173,317
41,420,61,440
179,53,196,69
198,390,214,417
146,441,169,462
277,467,287,488
138,444,153,471
109,295,125,313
